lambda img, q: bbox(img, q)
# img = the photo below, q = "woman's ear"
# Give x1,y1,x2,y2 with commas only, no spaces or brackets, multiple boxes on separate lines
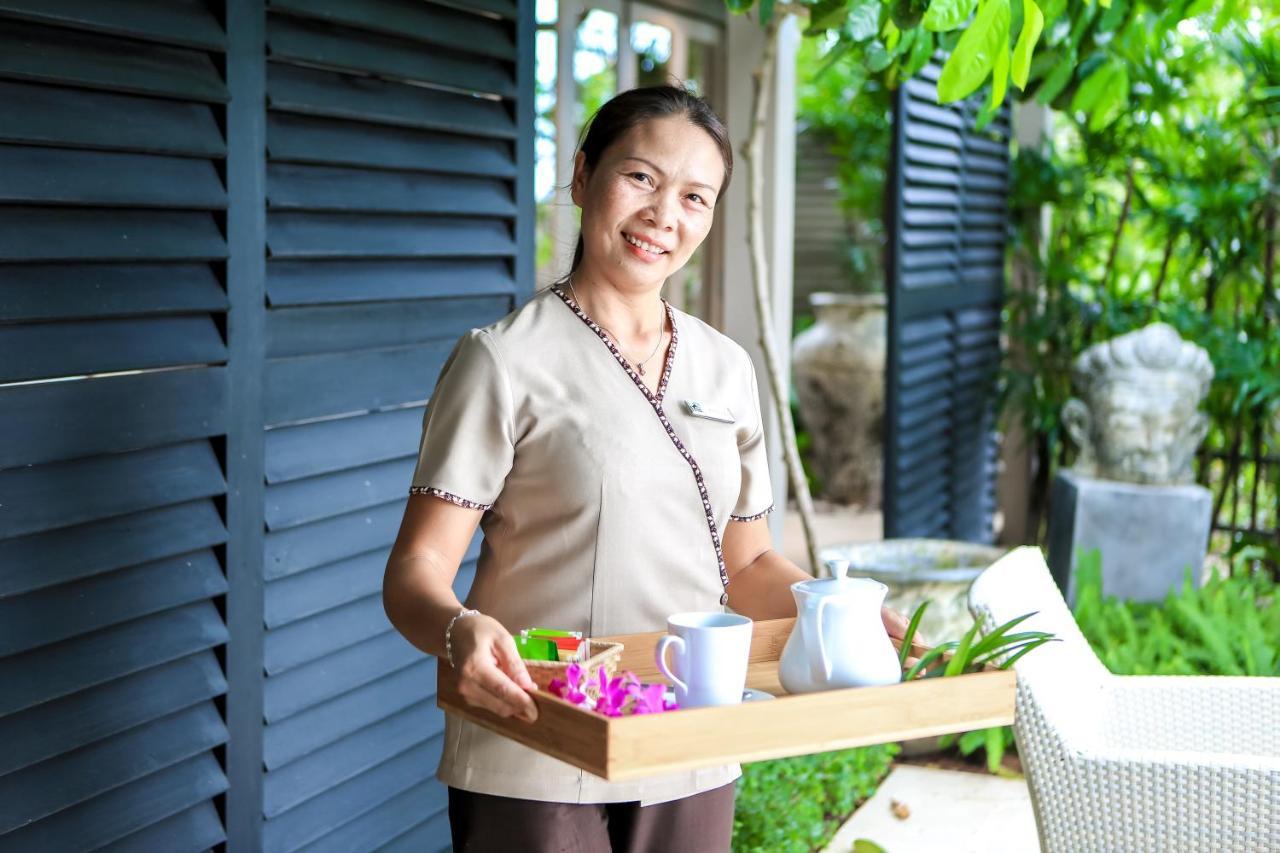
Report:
569,151,589,208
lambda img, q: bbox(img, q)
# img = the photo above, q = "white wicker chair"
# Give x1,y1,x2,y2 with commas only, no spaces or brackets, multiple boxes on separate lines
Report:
967,546,1280,853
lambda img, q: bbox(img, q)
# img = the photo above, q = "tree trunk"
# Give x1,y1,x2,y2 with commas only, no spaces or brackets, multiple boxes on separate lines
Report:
742,16,824,576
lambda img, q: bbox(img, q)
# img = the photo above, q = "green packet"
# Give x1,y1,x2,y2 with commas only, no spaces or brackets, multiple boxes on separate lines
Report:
513,635,559,661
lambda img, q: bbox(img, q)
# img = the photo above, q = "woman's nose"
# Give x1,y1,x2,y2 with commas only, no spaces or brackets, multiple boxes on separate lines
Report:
643,193,678,231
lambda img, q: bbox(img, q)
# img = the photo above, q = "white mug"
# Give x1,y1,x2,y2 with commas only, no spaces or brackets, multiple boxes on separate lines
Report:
654,612,753,708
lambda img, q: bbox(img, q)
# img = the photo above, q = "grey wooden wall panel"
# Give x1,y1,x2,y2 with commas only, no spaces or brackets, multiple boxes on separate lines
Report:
885,59,1009,542
0,263,227,321
0,5,231,849
4,0,533,848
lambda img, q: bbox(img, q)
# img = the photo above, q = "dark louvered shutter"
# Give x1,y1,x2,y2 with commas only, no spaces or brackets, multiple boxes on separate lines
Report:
0,3,233,850
256,2,529,851
1,1,532,850
884,62,1010,542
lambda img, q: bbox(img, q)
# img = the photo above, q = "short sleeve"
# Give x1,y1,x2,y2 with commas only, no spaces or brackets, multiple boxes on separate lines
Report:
731,352,775,521
409,328,515,510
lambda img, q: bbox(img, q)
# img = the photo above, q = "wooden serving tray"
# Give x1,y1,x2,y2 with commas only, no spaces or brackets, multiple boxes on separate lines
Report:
436,617,1015,781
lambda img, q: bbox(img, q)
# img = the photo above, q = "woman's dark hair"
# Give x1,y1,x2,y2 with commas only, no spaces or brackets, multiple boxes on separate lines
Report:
556,85,732,282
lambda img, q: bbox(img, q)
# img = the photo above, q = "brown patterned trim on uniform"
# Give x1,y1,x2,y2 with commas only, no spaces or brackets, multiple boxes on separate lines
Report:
729,505,775,522
409,486,492,511
553,286,731,605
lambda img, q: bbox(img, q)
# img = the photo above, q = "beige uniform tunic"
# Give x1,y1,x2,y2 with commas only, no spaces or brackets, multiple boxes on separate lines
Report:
410,286,774,806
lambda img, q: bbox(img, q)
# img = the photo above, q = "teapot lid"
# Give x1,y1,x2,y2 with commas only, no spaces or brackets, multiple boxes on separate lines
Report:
792,560,886,596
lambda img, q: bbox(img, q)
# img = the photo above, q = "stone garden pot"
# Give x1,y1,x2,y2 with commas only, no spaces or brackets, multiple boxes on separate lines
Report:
791,292,885,506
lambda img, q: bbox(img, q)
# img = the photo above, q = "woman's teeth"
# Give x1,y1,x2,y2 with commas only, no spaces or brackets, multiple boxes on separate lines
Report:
624,233,665,255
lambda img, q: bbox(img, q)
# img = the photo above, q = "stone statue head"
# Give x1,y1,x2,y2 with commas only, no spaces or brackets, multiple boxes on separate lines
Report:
1062,323,1214,485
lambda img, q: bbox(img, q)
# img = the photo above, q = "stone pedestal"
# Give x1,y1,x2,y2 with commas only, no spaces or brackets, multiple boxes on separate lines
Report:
1047,470,1212,603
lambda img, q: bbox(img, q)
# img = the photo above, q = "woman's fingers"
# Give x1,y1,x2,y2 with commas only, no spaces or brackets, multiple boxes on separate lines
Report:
459,662,538,721
492,634,538,692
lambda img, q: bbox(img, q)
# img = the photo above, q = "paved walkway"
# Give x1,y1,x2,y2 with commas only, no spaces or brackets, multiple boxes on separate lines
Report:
780,502,882,569
822,765,1039,853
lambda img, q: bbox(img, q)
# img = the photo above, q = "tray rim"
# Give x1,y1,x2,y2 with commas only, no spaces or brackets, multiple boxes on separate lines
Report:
435,617,1017,781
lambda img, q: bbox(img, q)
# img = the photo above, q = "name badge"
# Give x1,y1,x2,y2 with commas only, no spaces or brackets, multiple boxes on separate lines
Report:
682,400,736,424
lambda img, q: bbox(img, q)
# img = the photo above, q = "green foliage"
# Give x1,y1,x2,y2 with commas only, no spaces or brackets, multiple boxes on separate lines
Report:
1073,547,1280,676
1002,11,1280,546
732,743,899,852
731,0,1242,127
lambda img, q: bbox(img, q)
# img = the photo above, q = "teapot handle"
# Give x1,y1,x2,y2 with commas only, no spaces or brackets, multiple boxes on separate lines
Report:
815,596,833,682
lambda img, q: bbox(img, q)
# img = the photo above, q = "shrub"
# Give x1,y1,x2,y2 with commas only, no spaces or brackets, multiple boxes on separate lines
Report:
732,743,898,853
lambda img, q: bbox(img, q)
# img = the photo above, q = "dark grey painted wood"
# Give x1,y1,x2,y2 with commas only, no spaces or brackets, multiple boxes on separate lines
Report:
261,700,440,818
262,659,437,769
94,800,226,853
259,736,444,852
307,779,447,853
0,263,227,322
268,62,516,139
0,601,228,717
266,258,515,306
885,58,1008,541
264,458,417,530
262,500,408,580
0,441,225,539
0,753,228,852
514,0,535,306
0,79,225,157
262,630,421,724
268,163,516,216
267,113,516,177
223,2,270,850
266,212,516,259
0,702,227,834
0,651,225,777
0,500,226,597
0,207,227,262
269,0,516,59
0,550,227,656
264,594,395,675
0,315,226,383
263,407,424,483
267,15,516,97
263,342,451,425
265,296,509,358
264,549,393,628
0,19,228,101
0,144,227,208
0,0,227,51
376,806,451,853
0,368,227,468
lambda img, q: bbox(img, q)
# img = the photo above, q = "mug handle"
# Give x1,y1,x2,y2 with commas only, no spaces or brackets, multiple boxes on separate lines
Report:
654,635,688,694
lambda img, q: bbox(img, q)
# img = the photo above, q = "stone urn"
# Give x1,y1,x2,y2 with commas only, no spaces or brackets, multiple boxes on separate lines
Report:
791,292,886,506
819,539,1009,645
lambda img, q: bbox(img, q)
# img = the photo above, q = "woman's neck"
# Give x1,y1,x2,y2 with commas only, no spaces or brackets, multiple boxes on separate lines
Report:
567,274,665,340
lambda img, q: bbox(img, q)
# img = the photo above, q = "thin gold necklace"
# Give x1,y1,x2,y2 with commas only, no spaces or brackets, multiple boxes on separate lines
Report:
568,280,666,376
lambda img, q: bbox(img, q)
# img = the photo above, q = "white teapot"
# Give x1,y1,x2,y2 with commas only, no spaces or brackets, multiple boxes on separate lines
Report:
778,560,902,693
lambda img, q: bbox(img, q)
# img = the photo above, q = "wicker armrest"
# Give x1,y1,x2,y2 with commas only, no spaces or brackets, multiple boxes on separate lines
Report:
1100,676,1280,756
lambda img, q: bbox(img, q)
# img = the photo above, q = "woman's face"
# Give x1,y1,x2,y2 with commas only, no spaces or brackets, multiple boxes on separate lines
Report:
570,114,725,294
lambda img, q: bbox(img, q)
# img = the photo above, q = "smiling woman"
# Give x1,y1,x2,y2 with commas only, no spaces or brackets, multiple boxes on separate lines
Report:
382,85,911,853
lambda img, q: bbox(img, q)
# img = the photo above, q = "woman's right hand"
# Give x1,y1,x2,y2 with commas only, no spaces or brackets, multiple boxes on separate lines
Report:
449,614,540,723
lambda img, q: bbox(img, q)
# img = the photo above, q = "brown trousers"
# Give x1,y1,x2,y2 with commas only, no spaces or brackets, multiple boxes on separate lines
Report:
447,783,736,853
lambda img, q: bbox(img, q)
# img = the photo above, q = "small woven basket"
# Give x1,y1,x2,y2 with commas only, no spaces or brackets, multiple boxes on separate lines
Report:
524,639,624,693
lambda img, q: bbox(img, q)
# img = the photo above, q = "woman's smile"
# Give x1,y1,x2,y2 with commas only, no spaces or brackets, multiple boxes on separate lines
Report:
622,230,669,262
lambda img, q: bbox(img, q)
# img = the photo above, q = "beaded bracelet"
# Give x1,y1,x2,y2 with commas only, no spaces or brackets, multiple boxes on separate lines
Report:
444,608,480,669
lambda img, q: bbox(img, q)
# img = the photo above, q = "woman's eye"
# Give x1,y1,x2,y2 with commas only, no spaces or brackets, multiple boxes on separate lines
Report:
630,172,652,184
688,193,704,205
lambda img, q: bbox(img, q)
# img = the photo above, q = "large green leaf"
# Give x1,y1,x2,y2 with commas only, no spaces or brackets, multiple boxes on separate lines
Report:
989,34,1011,107
1087,63,1128,131
923,0,977,31
805,0,850,33
937,0,1012,103
1011,0,1045,89
892,0,930,29
846,0,883,41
